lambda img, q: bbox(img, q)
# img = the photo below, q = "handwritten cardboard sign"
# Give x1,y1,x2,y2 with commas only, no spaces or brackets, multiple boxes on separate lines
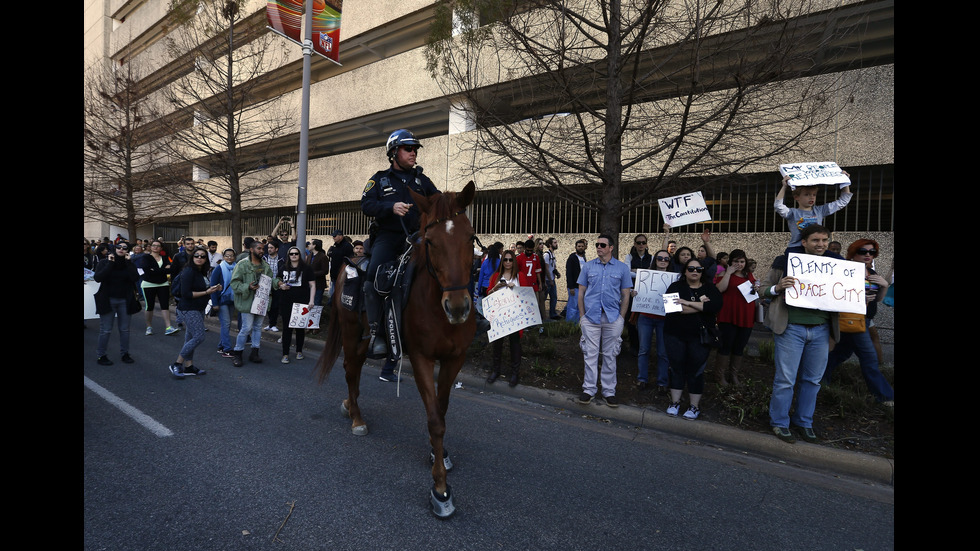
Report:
482,285,542,341
631,269,681,316
250,274,273,316
659,191,711,228
289,303,323,329
784,253,866,314
778,162,851,190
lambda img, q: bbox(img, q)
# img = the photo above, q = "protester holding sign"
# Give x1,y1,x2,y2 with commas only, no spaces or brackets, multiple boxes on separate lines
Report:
632,250,676,393
485,250,523,387
822,239,894,406
276,246,316,365
774,166,852,249
713,249,759,387
761,224,843,444
230,239,281,367
662,258,723,420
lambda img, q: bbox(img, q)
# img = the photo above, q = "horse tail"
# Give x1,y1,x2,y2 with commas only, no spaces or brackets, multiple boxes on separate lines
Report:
314,273,345,385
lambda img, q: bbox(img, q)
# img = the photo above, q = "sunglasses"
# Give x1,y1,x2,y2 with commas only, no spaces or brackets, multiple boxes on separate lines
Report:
595,243,609,248
502,258,515,262
686,266,705,273
288,252,301,256
401,145,419,153
193,254,207,259
855,248,878,256
116,246,128,251
634,241,647,245
655,256,671,262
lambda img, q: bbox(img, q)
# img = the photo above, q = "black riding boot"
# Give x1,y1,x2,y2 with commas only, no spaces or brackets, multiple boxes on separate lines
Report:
363,279,387,359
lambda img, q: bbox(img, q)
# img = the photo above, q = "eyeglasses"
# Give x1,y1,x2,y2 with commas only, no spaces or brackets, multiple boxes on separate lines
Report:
634,241,647,245
655,256,671,262
686,266,704,273
401,145,418,153
192,254,207,259
595,243,609,248
855,248,878,256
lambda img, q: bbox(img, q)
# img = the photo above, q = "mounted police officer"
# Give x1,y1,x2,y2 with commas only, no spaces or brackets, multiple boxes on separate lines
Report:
361,129,440,361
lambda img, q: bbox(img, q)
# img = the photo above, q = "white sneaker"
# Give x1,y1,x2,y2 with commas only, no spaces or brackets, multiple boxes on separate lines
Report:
295,352,304,360
682,406,700,420
281,355,290,364
666,402,681,417
263,325,271,331
145,327,153,336
268,326,279,332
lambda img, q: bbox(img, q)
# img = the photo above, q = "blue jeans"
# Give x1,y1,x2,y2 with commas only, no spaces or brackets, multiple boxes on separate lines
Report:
636,315,669,386
824,327,894,402
565,288,580,323
770,323,830,429
97,297,131,357
178,310,207,361
545,281,558,318
218,303,235,351
234,312,264,351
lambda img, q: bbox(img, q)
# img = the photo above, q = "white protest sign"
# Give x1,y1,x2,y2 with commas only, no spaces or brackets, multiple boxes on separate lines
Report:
662,292,683,313
737,279,758,304
482,285,542,342
84,280,100,320
631,269,681,316
784,253,866,314
778,162,851,190
288,303,323,329
250,274,272,316
658,191,711,228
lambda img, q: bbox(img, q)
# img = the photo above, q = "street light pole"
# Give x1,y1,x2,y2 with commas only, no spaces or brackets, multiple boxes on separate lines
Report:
295,0,313,248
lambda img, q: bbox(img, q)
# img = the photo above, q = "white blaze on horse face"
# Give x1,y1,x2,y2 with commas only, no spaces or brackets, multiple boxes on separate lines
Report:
444,220,454,234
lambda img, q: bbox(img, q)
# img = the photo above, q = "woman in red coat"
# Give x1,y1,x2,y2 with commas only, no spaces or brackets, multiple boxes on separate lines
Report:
713,249,758,386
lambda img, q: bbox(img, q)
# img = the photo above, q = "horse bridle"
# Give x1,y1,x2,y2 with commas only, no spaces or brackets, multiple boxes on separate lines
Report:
420,209,481,293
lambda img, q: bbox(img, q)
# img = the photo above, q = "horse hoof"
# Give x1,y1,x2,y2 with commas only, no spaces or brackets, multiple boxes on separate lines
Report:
430,448,453,471
430,485,455,519
351,424,368,436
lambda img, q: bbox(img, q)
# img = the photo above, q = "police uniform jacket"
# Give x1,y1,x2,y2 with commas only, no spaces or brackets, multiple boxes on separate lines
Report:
361,166,440,234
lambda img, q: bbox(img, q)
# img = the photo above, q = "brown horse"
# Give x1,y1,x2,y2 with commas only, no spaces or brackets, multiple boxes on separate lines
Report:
314,180,478,518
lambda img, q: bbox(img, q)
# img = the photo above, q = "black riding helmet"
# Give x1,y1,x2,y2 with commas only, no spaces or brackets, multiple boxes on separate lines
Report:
385,129,422,160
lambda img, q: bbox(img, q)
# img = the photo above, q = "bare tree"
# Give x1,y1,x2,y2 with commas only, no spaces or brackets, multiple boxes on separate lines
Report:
427,0,882,243
162,0,296,248
83,57,178,240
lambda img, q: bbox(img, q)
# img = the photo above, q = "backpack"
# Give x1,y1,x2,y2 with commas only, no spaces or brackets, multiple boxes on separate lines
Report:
171,271,183,301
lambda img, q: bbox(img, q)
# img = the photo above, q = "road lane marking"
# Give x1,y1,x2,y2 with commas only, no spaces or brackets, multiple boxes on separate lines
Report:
84,376,174,437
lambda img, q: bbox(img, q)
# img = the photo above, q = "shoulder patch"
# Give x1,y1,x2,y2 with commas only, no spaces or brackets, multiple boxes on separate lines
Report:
363,179,376,194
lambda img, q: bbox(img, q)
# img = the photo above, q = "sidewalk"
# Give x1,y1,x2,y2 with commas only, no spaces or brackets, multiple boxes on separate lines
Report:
202,313,894,487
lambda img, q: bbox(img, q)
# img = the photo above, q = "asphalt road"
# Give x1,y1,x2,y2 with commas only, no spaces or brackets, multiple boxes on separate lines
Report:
84,313,893,550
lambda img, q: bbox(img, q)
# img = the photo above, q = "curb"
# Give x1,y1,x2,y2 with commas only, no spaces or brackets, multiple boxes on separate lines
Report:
201,315,894,486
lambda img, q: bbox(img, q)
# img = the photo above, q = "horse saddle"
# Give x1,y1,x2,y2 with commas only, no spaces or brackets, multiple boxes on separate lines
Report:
345,244,416,363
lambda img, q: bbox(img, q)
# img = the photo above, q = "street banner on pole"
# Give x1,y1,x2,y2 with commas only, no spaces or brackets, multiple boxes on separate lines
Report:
266,1,343,66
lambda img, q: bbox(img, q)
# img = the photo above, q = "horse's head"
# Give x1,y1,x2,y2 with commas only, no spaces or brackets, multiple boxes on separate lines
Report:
410,181,477,325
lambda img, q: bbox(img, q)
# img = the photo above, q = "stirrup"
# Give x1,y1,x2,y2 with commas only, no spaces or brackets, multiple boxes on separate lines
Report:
367,332,388,359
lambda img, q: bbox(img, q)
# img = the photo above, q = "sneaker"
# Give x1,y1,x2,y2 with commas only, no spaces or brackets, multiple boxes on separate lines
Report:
277,337,283,344
379,371,400,382
183,365,206,376
121,353,135,364
682,406,700,420
263,325,271,331
220,348,235,358
268,326,279,332
772,426,796,443
881,400,894,408
97,355,113,366
281,355,290,364
666,402,681,417
164,326,180,335
577,392,594,405
145,327,153,336
295,352,304,360
169,363,186,379
793,425,818,443
604,395,619,408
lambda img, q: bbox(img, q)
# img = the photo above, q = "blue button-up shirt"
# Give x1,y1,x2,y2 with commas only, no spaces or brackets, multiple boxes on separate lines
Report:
577,257,632,324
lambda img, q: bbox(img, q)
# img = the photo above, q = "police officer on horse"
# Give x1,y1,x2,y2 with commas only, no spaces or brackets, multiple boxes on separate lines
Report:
361,129,440,359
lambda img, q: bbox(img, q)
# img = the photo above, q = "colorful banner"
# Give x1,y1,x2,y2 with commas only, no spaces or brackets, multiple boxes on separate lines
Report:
266,0,342,65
